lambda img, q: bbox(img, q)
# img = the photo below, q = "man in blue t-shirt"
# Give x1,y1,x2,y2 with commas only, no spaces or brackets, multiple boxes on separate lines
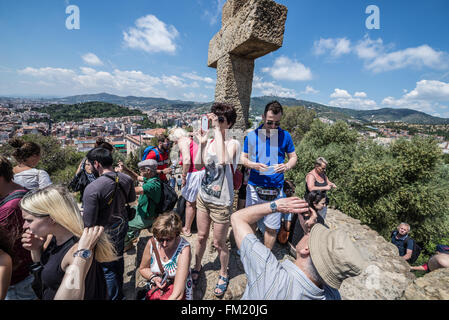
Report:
391,222,414,261
241,101,297,250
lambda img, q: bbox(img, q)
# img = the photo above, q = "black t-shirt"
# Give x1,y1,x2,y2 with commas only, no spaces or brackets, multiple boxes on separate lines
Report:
40,236,107,300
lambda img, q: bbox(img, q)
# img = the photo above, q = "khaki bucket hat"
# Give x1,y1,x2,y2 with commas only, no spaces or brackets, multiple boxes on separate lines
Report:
308,224,367,289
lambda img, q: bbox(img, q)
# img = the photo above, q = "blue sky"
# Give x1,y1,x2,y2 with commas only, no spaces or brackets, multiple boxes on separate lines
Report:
1,0,449,118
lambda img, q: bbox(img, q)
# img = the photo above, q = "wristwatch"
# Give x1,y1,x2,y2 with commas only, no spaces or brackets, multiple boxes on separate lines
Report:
270,201,278,213
73,249,92,260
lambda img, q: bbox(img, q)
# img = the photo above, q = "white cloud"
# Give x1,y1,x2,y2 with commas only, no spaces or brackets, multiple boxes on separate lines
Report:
354,36,385,60
313,38,351,57
253,76,298,98
182,72,215,84
162,75,188,88
403,80,449,101
16,65,218,100
330,89,351,99
18,67,77,83
183,92,210,101
123,15,179,54
382,80,449,115
366,45,449,73
354,91,367,98
329,89,378,110
301,85,319,95
314,35,449,73
82,53,103,66
262,56,312,81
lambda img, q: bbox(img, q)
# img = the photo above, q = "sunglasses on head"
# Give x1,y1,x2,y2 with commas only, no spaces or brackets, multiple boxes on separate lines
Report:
266,121,281,127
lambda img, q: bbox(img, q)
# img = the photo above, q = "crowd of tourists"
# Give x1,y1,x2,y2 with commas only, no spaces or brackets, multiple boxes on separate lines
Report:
1,100,447,301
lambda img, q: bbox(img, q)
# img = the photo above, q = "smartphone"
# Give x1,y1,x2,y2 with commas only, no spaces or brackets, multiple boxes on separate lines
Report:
160,272,168,285
201,115,209,132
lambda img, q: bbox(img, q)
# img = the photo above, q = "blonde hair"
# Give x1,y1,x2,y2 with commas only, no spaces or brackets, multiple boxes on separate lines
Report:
151,212,182,239
20,185,116,263
168,128,188,142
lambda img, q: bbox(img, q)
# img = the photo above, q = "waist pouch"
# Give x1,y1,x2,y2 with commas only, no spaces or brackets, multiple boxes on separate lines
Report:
256,186,280,202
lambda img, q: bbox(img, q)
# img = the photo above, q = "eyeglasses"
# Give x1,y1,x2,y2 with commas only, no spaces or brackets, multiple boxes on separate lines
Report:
218,116,225,123
266,121,281,127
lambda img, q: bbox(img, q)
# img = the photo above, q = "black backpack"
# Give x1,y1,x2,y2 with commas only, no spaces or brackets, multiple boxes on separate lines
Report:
175,195,197,233
155,180,178,215
405,238,422,264
391,231,422,263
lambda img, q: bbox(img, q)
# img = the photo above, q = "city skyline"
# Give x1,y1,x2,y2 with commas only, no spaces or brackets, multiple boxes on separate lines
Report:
1,0,449,118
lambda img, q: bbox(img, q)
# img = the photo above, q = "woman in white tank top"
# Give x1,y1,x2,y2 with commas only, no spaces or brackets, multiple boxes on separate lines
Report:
9,138,52,190
191,103,241,298
138,212,193,300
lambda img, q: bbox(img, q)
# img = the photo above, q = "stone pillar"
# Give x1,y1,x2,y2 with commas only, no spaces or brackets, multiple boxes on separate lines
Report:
215,54,254,130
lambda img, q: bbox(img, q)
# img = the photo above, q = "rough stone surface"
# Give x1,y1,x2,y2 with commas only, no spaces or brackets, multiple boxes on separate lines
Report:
324,209,415,300
208,0,287,130
222,0,250,25
215,54,254,131
208,0,288,67
123,207,416,300
403,268,449,300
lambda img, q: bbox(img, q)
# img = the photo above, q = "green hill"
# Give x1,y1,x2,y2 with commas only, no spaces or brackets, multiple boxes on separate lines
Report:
33,101,144,122
40,93,449,125
51,93,198,111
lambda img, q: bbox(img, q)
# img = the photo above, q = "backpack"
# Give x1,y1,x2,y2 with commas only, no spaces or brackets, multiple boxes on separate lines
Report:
155,180,178,215
0,190,29,207
142,146,160,162
103,173,136,221
391,231,422,263
175,195,197,233
405,238,422,264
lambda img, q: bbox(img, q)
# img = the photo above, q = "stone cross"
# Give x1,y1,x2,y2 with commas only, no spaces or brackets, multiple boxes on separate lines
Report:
208,0,288,130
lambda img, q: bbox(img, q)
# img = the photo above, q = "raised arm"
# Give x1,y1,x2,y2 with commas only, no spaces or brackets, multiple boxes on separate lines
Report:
231,197,309,249
21,229,45,263
54,226,103,300
194,131,208,171
178,137,192,182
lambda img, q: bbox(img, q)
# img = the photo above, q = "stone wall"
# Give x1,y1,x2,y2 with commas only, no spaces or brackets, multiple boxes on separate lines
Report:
403,268,449,300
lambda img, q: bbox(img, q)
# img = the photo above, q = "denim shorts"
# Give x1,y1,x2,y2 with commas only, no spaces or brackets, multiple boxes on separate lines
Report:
5,274,37,300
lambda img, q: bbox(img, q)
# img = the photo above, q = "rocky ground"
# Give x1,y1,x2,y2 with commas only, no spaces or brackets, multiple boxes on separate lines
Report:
123,207,447,300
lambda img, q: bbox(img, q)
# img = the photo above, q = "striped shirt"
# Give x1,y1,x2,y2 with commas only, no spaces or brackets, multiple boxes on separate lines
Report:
240,234,341,300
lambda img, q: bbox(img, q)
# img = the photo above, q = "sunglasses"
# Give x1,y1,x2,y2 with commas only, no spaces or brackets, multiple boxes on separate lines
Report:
218,116,225,123
266,121,281,127
157,237,175,243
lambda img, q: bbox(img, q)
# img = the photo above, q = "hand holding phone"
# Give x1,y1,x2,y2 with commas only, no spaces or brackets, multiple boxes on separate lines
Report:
160,272,168,286
201,115,209,132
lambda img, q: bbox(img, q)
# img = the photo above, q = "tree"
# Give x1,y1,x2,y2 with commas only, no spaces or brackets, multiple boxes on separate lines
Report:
0,134,85,185
280,106,316,143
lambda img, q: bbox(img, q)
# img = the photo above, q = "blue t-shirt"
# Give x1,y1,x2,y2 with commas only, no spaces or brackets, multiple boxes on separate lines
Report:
243,125,295,189
391,231,414,256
